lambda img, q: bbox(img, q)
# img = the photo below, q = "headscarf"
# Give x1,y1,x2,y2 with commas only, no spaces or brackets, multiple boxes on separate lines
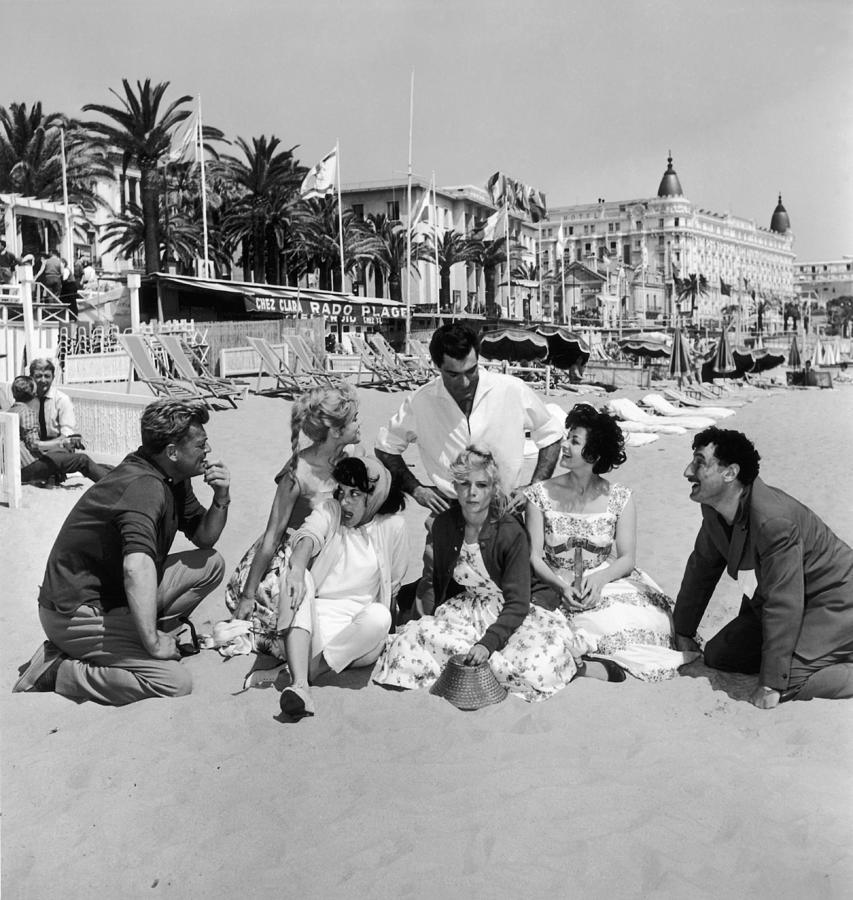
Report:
361,455,392,524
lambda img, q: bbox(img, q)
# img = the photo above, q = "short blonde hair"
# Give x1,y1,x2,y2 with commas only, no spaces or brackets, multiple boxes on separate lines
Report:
449,444,508,518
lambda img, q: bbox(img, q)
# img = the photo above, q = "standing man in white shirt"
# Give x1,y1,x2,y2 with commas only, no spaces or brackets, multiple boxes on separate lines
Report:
375,322,564,612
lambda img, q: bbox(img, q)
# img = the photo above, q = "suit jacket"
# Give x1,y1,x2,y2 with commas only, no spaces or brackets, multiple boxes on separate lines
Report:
674,477,853,689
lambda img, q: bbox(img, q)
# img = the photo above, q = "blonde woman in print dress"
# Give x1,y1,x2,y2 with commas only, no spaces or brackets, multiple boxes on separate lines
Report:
525,404,700,682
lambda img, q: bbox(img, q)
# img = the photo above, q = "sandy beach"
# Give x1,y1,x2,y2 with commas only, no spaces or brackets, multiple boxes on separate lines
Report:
2,379,852,898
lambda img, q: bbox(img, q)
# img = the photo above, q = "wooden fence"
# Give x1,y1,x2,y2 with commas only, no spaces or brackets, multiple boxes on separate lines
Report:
202,318,325,375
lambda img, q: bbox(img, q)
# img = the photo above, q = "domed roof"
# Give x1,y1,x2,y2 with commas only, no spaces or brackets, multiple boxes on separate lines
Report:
770,193,790,233
657,153,684,198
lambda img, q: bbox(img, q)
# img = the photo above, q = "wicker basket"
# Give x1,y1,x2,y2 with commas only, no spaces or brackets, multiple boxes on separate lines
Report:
430,653,507,710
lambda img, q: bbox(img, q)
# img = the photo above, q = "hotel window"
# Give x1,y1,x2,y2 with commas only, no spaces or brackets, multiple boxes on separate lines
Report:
351,204,364,221
635,220,642,230
659,219,664,228
610,241,617,253
568,226,574,235
386,200,400,220
674,218,680,227
584,243,592,253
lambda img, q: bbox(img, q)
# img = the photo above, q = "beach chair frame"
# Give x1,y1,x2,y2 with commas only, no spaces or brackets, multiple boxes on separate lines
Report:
246,337,316,396
118,333,208,404
157,334,248,409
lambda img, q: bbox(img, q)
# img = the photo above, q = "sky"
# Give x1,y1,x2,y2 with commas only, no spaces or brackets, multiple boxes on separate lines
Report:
6,0,852,260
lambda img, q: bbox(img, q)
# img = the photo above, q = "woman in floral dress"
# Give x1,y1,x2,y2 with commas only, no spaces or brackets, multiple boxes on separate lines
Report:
224,384,360,634
373,446,581,702
525,403,700,682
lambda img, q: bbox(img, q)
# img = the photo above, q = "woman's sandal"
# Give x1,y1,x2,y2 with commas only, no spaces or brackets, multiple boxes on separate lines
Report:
580,655,627,683
280,685,315,720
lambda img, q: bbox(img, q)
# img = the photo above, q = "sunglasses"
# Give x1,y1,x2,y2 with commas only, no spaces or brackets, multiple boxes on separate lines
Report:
177,616,201,657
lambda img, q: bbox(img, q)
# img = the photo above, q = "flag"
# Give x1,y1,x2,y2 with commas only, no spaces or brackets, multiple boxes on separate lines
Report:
300,147,337,199
720,277,731,296
555,222,566,260
167,106,199,164
641,241,648,269
409,182,431,231
482,209,505,242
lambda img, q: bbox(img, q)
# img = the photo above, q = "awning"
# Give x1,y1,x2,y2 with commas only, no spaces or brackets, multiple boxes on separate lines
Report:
152,274,407,325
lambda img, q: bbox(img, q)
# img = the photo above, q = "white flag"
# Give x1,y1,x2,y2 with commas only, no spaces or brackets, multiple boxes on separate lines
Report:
641,241,649,269
482,209,505,242
167,106,199,164
409,183,431,230
555,222,566,259
300,147,337,199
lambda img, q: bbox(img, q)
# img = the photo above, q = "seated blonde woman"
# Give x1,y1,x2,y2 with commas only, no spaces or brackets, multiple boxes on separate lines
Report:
373,445,579,702
277,456,407,720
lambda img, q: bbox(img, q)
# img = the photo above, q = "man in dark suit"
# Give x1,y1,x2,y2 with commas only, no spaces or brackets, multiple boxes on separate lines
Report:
673,427,853,707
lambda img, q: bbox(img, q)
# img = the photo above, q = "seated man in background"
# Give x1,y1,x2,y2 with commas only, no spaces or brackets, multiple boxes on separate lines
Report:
12,398,230,705
26,357,76,445
9,376,110,484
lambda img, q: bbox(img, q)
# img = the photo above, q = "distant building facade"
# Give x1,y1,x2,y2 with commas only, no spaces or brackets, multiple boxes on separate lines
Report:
341,177,541,320
542,156,796,327
794,258,853,306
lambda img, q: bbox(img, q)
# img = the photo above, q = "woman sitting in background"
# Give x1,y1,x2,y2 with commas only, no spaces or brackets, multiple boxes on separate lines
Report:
278,456,407,720
226,384,360,623
373,445,580,702
525,403,699,682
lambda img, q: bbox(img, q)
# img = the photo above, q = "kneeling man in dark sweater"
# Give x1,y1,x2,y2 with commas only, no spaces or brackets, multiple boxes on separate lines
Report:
13,398,230,705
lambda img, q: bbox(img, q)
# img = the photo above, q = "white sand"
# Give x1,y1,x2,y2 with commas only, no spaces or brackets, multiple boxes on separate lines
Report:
2,381,852,898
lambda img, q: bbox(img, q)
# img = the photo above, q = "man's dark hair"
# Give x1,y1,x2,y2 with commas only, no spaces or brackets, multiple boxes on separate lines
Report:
140,399,210,455
692,427,761,485
428,322,480,367
11,376,36,402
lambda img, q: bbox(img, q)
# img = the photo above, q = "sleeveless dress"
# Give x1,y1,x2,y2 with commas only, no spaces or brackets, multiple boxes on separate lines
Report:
524,481,699,681
372,541,579,702
224,454,336,625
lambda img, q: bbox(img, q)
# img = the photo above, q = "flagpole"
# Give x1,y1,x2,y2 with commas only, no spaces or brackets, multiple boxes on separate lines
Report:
405,69,414,348
197,96,210,278
536,219,542,323
335,139,346,293
504,198,510,319
432,172,439,314
59,129,73,271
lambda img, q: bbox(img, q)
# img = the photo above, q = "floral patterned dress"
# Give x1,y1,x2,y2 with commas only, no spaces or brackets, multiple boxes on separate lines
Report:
372,541,579,702
524,481,698,682
223,454,336,650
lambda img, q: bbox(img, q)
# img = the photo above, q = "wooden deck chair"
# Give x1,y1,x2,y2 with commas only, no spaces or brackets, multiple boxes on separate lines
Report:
246,336,316,396
281,335,339,386
406,338,437,378
118,333,205,403
157,334,248,409
367,334,423,388
348,335,403,389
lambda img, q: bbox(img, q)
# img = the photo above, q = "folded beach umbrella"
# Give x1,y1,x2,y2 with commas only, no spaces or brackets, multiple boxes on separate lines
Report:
530,324,591,370
712,329,737,375
668,327,692,380
480,327,549,363
787,334,802,368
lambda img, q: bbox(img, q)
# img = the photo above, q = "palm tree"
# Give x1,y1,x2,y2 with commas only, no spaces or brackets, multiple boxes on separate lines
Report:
0,101,113,254
676,272,709,321
348,212,423,302
82,79,218,274
467,237,507,317
289,195,370,291
217,135,305,283
427,229,478,311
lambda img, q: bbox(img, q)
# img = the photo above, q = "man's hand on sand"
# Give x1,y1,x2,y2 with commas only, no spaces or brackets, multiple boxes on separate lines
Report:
749,685,780,709
412,485,450,514
149,632,181,661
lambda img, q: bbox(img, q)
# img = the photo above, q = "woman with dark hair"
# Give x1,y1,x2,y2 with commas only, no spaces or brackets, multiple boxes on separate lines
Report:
525,404,699,682
276,456,408,719
373,445,579,701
